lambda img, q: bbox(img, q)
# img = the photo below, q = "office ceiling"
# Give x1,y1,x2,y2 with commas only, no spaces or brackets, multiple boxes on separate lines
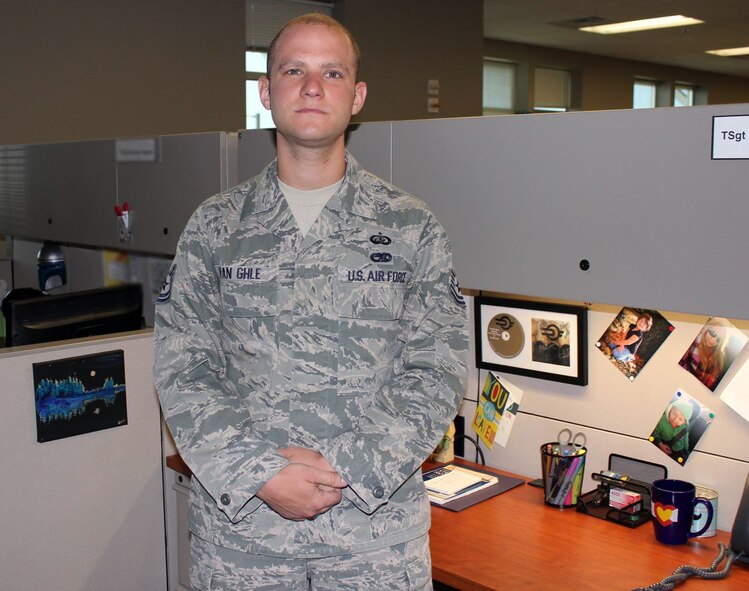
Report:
484,0,749,78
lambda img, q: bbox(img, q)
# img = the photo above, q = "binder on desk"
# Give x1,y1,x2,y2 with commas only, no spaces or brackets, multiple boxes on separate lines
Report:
424,462,525,512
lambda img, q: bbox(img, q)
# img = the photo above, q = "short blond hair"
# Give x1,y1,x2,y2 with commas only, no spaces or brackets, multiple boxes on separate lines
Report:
266,14,361,80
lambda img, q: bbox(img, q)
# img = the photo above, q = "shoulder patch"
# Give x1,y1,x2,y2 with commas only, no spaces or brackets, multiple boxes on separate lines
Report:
449,269,466,307
156,264,176,304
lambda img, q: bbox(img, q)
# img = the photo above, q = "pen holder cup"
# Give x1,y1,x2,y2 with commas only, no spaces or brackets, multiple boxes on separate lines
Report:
540,442,587,508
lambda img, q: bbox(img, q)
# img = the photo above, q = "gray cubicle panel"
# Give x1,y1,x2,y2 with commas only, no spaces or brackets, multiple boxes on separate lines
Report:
237,128,276,182
0,140,116,247
116,132,234,254
0,133,234,256
346,122,394,182
388,104,749,321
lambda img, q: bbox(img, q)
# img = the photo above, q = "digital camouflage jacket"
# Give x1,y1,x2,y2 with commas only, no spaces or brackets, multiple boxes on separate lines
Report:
154,154,469,557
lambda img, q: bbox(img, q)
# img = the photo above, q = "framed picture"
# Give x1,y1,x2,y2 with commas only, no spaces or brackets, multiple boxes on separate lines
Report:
475,296,588,386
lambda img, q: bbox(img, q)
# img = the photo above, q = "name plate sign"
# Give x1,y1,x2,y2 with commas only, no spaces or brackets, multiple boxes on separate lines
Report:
712,115,749,159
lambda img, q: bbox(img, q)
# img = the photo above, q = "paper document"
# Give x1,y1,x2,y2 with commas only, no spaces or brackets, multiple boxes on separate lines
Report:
424,465,497,496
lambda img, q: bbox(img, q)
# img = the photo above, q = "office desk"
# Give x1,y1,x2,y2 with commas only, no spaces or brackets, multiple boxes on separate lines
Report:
426,459,748,591
166,455,748,590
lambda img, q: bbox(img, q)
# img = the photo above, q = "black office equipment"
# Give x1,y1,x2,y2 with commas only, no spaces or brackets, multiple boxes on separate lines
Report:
3,284,144,347
730,472,749,564
576,454,667,528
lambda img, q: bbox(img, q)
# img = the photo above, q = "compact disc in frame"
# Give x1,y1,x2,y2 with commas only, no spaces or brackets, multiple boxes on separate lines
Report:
487,313,524,358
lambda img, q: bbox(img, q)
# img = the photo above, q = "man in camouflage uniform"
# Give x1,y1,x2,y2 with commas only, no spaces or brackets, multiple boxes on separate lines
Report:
154,13,468,590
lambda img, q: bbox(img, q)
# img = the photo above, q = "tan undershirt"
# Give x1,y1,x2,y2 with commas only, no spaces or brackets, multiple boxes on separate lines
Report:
279,177,343,237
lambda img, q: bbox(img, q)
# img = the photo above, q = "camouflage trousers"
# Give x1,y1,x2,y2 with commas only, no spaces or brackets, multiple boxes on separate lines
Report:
190,533,433,590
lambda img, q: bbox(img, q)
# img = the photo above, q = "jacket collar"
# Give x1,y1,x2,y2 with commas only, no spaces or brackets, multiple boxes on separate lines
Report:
239,152,379,227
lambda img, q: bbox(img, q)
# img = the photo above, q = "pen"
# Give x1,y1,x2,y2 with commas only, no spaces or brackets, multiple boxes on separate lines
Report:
570,466,584,504
449,478,492,498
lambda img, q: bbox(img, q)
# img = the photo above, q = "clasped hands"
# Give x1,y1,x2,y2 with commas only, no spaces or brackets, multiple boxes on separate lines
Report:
256,446,348,521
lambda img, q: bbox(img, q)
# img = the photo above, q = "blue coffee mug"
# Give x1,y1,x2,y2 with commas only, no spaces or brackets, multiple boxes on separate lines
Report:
651,479,714,544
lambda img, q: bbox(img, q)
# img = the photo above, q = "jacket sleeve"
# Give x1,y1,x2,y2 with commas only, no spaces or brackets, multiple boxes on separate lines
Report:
323,212,469,513
153,206,288,523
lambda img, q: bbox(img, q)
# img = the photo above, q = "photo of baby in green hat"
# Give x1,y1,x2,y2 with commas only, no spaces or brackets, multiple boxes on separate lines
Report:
649,390,714,465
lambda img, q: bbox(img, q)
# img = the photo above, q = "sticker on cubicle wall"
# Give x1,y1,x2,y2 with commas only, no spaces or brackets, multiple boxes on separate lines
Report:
712,115,749,159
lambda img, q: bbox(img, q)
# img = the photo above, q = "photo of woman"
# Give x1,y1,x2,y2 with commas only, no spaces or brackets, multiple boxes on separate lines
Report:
679,318,747,391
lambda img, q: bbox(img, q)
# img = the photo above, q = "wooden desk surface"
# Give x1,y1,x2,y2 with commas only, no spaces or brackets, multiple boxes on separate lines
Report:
166,455,748,590
427,460,749,591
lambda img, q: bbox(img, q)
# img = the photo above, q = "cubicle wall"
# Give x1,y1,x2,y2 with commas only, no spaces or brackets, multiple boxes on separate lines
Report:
0,331,166,591
391,104,749,320
0,132,236,255
237,105,749,531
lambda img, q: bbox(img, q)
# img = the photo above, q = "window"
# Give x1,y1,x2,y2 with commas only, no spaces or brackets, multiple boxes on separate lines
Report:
245,51,274,130
674,84,695,107
483,59,515,115
244,1,333,129
534,68,571,112
633,79,657,109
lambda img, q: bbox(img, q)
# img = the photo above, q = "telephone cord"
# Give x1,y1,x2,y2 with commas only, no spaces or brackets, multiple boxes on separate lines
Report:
632,543,744,591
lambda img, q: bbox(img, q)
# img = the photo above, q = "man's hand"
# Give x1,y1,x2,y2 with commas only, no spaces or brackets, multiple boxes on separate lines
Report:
279,447,336,472
256,448,347,521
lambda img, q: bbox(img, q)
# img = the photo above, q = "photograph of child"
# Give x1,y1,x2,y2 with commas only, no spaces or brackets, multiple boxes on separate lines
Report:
597,307,674,380
678,318,748,392
649,390,714,465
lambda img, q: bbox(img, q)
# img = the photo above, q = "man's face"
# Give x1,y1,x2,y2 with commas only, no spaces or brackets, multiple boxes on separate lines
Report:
258,24,366,150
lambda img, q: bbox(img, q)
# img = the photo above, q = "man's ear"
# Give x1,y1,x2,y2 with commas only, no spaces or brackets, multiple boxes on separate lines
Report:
351,81,367,116
258,76,271,110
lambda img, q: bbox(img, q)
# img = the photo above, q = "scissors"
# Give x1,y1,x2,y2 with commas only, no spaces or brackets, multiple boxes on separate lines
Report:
558,428,586,455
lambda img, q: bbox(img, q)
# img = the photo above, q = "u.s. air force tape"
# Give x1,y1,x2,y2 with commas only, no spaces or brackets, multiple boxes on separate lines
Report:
341,267,411,284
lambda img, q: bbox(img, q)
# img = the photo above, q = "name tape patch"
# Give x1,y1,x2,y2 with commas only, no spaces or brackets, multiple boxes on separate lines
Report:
217,265,277,282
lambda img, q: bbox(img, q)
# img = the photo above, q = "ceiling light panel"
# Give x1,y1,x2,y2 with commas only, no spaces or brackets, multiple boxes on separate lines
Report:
580,15,704,35
706,46,749,57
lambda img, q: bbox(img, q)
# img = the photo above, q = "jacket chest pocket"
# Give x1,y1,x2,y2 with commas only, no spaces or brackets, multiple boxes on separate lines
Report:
220,281,278,318
337,280,406,321
219,280,279,399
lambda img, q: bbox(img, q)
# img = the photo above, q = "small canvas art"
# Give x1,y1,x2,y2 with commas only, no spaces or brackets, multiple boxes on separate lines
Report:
649,390,714,466
678,318,748,392
33,350,128,443
596,307,674,381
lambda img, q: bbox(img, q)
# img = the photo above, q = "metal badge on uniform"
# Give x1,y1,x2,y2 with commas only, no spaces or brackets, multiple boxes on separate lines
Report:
156,265,176,304
370,252,393,263
369,232,392,245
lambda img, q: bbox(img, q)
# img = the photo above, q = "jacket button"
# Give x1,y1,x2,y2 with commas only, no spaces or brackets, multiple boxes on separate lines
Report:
373,487,384,499
220,494,231,505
